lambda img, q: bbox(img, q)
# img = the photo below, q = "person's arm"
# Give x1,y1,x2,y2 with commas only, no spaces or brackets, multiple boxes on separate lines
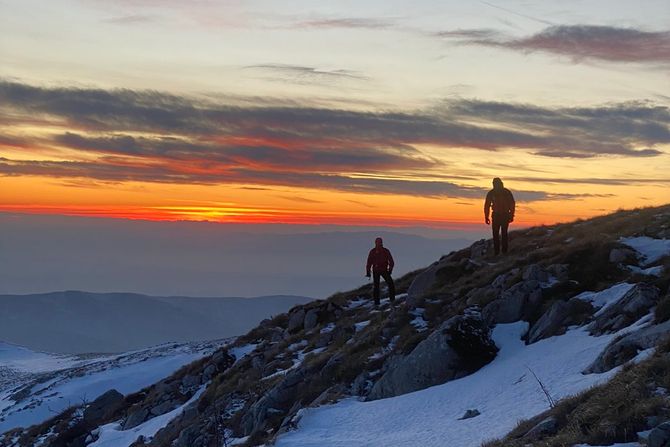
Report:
508,190,516,222
484,191,492,224
387,249,395,274
366,250,373,277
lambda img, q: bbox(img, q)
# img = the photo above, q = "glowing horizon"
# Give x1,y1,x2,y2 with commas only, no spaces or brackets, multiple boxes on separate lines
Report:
1,1,669,229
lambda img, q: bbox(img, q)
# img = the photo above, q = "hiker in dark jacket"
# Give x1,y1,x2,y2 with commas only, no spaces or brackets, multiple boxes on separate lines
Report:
366,237,396,305
484,177,516,255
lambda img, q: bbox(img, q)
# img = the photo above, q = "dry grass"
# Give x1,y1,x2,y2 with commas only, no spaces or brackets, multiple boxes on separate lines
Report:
482,344,670,447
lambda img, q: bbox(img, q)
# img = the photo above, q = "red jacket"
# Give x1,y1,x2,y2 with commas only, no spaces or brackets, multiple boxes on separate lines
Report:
367,247,394,274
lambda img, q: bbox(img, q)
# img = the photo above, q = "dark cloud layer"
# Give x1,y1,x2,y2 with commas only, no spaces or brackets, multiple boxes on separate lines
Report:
441,25,670,63
0,79,667,199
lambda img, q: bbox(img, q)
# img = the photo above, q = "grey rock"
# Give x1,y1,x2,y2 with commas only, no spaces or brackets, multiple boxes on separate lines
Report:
522,264,550,282
469,239,490,259
584,320,670,373
527,298,593,344
304,309,319,330
242,365,316,435
609,247,636,263
351,372,374,396
288,308,306,333
648,421,670,447
367,311,497,400
83,389,124,423
482,280,542,325
459,409,481,420
203,363,218,381
547,264,569,281
589,283,660,335
407,261,442,304
174,425,201,447
491,268,521,290
150,399,178,416
523,417,558,440
181,374,200,389
123,407,149,429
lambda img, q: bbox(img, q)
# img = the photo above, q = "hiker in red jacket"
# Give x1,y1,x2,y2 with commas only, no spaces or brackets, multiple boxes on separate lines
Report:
366,237,396,306
484,177,516,255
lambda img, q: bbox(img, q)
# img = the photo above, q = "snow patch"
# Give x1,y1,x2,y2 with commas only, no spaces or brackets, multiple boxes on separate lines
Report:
409,308,428,332
627,265,664,277
275,322,623,447
573,283,635,317
229,344,258,363
621,236,670,266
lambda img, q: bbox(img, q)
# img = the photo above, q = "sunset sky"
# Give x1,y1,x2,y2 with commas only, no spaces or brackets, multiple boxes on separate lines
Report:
1,0,669,228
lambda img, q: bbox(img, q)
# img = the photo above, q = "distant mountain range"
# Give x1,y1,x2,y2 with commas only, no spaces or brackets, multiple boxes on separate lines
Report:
0,291,311,353
0,213,477,298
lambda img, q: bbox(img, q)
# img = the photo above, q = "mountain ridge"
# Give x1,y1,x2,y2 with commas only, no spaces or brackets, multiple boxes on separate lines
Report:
2,204,669,447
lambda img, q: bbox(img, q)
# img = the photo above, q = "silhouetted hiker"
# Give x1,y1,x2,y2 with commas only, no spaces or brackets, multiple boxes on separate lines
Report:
484,177,516,255
366,237,396,306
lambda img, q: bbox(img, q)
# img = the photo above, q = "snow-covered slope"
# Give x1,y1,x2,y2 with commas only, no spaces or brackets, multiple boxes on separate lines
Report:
3,205,669,447
275,284,652,447
0,339,232,434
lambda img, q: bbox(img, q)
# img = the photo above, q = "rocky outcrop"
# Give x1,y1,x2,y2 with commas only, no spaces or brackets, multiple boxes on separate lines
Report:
589,283,660,335
527,298,593,344
367,310,497,400
287,302,345,333
584,320,670,373
523,416,558,440
83,389,124,423
123,349,235,429
242,365,316,434
648,421,670,447
482,279,543,325
609,247,637,264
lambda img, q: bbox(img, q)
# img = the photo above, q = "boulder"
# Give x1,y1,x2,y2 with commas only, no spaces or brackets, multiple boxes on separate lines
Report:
83,389,124,423
202,363,218,381
304,309,319,330
482,280,542,325
181,374,200,390
522,264,550,282
459,409,480,420
367,311,497,400
123,407,149,429
527,298,594,344
287,308,306,333
648,421,670,447
546,264,569,281
589,283,660,335
242,365,316,434
469,239,490,259
523,416,558,440
584,319,670,373
150,399,178,416
609,247,636,264
407,260,444,304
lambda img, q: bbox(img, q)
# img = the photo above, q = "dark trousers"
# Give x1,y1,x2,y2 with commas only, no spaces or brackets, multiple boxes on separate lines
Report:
492,214,510,255
373,271,395,305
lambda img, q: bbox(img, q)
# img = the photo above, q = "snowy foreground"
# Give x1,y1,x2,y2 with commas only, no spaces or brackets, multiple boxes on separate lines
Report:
0,340,232,434
276,312,646,446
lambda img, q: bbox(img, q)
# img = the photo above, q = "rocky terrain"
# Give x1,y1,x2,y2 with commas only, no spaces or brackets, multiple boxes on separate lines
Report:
2,204,669,447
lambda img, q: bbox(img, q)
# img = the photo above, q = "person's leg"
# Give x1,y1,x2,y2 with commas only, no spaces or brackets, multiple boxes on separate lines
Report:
373,272,381,305
492,217,501,255
501,220,510,253
382,271,396,302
